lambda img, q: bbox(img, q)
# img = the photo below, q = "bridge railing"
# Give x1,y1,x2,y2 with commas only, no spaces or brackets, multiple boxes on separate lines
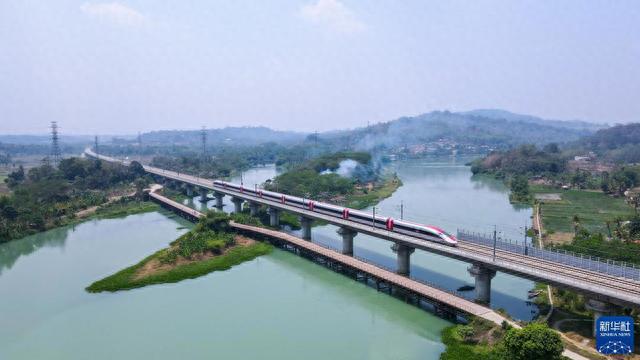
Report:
457,229,640,282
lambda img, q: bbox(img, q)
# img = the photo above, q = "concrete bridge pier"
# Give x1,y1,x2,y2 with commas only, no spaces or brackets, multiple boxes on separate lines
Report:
268,207,280,227
199,187,208,202
337,227,357,255
185,184,193,197
248,202,260,216
392,243,415,276
299,216,313,240
214,192,224,209
231,197,243,213
467,264,496,304
586,298,617,336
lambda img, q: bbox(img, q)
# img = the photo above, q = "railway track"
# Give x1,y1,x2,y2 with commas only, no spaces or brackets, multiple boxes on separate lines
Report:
459,242,640,296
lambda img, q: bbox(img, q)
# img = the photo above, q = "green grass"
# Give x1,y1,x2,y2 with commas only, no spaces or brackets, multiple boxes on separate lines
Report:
86,242,272,292
88,200,160,220
530,185,634,233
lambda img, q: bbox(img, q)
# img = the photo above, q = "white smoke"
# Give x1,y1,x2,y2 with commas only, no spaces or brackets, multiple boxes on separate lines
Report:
336,159,359,177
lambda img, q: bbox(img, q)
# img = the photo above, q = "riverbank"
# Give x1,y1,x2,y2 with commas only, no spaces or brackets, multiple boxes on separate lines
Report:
86,212,272,292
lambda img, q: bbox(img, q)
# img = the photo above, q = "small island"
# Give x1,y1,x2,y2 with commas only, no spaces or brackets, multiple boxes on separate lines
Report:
86,211,271,292
265,151,402,210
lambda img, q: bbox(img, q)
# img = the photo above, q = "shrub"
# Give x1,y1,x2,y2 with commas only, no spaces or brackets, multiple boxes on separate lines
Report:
502,323,563,360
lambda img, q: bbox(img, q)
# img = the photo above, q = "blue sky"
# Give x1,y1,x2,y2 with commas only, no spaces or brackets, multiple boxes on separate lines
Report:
1,0,638,134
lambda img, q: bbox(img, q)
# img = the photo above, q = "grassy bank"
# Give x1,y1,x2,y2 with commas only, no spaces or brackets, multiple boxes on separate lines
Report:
531,185,634,234
87,211,272,292
86,200,160,220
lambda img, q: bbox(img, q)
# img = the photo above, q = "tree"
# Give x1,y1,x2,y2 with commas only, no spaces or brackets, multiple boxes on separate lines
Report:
510,175,530,202
196,211,230,233
502,323,563,360
6,165,25,187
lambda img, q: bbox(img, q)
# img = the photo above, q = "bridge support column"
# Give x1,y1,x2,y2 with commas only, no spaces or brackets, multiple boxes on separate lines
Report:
467,264,496,304
231,197,243,213
248,202,260,217
337,227,357,255
214,192,224,209
392,243,415,276
586,299,617,336
299,216,313,240
268,207,280,227
199,187,208,202
186,184,193,197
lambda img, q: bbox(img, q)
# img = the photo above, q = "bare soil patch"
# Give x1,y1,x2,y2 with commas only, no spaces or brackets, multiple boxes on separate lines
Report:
535,193,562,201
545,232,574,245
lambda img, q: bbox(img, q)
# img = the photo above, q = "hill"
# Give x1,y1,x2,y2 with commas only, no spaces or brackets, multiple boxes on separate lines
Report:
575,123,640,163
319,110,606,153
140,126,306,147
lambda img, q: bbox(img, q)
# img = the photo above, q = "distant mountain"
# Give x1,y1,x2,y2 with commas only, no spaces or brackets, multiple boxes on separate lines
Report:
0,134,96,145
462,109,604,132
320,110,607,151
141,126,306,147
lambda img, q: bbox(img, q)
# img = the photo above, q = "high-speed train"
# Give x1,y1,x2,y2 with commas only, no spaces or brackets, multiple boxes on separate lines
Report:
213,180,458,247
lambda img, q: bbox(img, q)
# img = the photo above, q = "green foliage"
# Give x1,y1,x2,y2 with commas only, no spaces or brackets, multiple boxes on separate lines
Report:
195,210,231,233
268,169,353,199
471,145,566,178
502,323,563,360
0,158,148,242
440,325,502,360
457,325,475,342
556,228,640,265
509,175,531,203
265,151,373,201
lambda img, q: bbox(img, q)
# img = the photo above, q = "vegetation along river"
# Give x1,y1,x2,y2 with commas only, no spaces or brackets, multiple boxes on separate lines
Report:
0,157,533,359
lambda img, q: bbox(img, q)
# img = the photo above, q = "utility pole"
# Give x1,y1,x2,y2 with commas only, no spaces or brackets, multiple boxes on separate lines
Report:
50,121,61,166
492,225,497,262
400,200,404,220
372,207,376,228
524,222,528,255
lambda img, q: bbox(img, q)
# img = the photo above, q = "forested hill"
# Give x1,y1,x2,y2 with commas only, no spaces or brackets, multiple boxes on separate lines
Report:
141,127,306,146
574,123,640,163
319,110,606,151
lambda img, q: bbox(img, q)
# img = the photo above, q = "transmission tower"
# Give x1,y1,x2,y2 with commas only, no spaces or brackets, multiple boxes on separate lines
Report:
200,126,207,158
50,121,61,166
94,136,99,155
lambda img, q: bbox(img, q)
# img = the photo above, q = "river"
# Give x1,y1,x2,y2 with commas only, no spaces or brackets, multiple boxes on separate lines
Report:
0,157,534,359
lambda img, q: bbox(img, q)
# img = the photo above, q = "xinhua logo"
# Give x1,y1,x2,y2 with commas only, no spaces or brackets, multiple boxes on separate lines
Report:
595,316,634,355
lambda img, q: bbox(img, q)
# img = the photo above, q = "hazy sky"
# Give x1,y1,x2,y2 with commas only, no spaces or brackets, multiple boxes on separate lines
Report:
1,1,639,134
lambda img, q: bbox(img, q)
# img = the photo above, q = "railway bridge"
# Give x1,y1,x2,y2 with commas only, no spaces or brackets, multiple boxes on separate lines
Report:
85,149,640,323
